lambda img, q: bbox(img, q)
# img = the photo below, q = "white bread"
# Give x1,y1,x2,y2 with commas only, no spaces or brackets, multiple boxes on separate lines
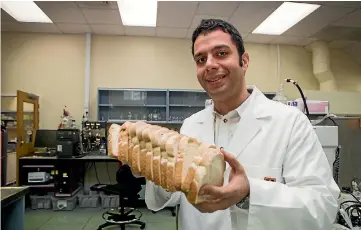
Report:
107,124,122,157
108,121,226,204
165,134,183,192
186,148,225,204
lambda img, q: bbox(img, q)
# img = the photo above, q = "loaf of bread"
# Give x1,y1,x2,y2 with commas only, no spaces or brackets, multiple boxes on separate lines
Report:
107,121,226,204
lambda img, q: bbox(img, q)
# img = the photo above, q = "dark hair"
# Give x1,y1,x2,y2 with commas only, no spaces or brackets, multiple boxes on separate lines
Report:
191,19,245,66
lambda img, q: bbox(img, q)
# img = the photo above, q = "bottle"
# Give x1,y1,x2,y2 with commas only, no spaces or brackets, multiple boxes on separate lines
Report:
272,83,288,104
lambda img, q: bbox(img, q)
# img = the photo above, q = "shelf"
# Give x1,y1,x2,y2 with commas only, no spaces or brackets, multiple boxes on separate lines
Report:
99,104,166,107
108,119,169,124
169,104,204,107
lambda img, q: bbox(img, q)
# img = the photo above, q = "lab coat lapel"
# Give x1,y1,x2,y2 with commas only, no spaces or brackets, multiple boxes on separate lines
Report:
226,87,270,171
196,106,216,145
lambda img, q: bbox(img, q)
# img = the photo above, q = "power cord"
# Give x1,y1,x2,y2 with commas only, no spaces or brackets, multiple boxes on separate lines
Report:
285,79,310,118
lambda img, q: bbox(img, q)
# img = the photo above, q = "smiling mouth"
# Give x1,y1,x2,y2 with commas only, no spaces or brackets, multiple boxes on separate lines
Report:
206,75,226,83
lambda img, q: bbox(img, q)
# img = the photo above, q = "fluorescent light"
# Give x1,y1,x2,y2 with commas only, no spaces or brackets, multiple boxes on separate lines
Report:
1,1,52,23
117,0,157,27
252,2,320,35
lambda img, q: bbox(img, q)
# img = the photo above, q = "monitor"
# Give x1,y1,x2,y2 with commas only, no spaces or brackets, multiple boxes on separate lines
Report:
34,129,57,149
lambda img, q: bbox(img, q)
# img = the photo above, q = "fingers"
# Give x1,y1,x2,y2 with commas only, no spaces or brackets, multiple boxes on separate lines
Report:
199,184,233,199
220,149,243,173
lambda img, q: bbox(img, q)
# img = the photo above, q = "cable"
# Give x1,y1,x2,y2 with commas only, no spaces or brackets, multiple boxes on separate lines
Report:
285,79,310,118
106,162,112,183
94,162,101,184
333,145,341,185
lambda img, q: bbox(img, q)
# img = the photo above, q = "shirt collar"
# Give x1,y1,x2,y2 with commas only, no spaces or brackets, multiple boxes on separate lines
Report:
212,91,252,119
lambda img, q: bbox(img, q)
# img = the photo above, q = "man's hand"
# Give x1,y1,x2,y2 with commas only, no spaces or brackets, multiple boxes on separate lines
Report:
194,148,250,213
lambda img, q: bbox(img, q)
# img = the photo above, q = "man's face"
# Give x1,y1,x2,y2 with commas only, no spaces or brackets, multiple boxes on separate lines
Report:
193,29,249,101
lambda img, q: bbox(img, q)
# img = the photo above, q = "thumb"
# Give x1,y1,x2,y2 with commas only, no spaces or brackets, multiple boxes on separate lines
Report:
220,149,242,173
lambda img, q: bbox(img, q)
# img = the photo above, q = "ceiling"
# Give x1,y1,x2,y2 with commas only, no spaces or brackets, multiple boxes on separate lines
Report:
1,1,361,65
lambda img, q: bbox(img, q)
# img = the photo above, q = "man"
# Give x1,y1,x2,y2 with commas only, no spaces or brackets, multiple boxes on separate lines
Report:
145,19,340,230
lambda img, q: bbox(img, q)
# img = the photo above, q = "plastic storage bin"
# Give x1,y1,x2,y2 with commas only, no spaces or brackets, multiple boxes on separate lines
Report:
50,195,78,211
30,195,52,210
77,189,100,208
100,192,119,209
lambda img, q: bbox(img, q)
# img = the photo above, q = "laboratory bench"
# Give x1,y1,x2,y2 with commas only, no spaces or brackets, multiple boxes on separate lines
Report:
1,186,30,230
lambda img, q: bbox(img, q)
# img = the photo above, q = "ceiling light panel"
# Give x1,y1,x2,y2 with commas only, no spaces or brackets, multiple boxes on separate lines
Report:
117,0,158,27
252,2,320,35
1,1,52,23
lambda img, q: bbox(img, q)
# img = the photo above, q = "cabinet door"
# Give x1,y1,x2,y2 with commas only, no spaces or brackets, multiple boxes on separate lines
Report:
16,90,39,184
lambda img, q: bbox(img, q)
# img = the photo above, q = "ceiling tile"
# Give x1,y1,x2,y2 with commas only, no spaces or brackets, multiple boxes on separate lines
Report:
344,42,361,65
1,22,61,33
157,1,199,28
91,24,125,35
244,34,277,44
186,28,195,39
196,1,240,17
283,6,355,37
56,23,92,34
229,2,282,34
332,9,361,28
81,9,121,25
310,25,361,42
75,1,118,10
35,1,79,9
270,36,317,46
125,26,156,37
40,7,86,24
328,40,358,49
1,9,17,22
156,27,188,38
310,1,361,8
190,15,230,29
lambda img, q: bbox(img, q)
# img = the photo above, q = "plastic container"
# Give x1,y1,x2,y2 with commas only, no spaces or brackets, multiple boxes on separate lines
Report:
30,195,52,210
50,195,78,211
100,192,119,209
77,189,100,208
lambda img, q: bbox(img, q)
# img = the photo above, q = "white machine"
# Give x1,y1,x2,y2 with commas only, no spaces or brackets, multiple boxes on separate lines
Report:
313,125,339,172
28,172,52,183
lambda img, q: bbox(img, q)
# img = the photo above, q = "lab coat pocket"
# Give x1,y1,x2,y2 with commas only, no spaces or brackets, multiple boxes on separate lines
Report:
244,165,283,184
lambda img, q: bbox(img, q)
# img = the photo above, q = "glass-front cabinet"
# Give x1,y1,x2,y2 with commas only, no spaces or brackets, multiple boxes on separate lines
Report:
98,88,209,124
98,89,168,123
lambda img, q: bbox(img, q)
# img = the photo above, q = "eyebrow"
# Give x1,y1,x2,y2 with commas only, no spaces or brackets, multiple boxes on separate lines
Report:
194,44,231,59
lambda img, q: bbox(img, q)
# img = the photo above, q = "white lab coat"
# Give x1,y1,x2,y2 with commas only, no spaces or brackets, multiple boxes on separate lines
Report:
145,86,340,230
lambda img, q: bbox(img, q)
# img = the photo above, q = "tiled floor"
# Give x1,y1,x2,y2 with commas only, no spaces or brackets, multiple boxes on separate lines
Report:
25,207,177,230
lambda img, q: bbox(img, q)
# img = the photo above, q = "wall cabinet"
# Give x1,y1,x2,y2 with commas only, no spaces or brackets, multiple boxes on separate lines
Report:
98,88,209,124
98,88,276,125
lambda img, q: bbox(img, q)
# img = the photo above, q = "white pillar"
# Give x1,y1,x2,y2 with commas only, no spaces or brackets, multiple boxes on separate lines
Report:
84,32,91,118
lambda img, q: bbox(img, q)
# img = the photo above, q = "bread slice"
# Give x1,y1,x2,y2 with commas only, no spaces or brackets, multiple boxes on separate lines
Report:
186,148,226,204
174,136,190,190
151,147,162,185
107,124,122,157
159,131,178,189
165,134,182,192
132,145,141,173
140,149,148,176
117,122,132,163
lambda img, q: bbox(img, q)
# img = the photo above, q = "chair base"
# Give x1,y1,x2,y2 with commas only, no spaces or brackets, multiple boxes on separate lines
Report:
97,208,146,230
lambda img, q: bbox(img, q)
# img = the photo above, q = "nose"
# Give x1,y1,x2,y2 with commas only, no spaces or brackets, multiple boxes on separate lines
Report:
205,55,219,71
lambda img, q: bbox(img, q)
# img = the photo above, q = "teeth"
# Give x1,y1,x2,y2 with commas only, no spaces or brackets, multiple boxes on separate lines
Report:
209,76,224,82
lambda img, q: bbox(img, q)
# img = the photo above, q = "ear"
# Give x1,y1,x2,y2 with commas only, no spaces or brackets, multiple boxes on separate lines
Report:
241,52,250,69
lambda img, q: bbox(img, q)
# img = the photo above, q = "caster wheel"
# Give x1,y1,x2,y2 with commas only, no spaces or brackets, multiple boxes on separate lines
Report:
172,212,176,217
140,224,146,229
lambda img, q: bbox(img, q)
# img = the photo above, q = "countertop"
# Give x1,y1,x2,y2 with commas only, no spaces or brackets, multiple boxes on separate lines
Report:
1,186,30,208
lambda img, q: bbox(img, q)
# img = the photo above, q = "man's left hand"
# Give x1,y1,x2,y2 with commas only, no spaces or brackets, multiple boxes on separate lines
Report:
194,148,250,213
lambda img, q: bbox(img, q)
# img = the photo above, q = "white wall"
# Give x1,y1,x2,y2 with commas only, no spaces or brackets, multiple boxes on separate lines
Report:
2,32,361,128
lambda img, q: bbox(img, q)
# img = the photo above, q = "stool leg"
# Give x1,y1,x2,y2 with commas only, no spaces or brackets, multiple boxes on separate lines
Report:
97,222,114,230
